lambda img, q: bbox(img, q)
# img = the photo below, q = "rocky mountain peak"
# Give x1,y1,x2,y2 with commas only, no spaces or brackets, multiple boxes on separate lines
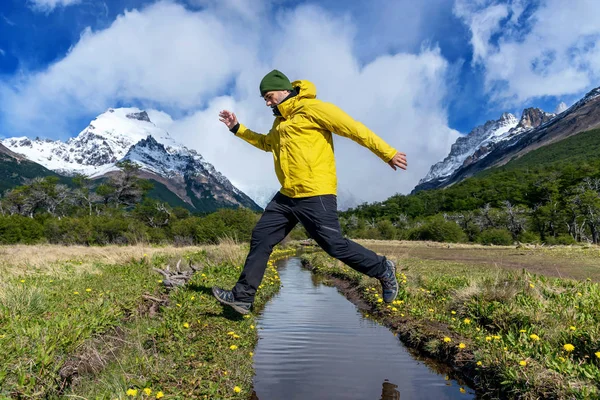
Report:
516,108,555,131
126,111,152,123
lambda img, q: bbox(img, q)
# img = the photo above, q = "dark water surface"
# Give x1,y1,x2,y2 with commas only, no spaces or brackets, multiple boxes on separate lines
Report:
251,257,476,400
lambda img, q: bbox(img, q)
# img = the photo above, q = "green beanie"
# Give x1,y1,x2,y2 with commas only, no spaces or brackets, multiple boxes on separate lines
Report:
259,69,293,96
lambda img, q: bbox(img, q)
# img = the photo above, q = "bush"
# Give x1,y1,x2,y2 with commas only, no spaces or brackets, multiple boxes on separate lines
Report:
544,234,577,246
407,217,467,243
478,228,513,246
517,231,540,244
0,215,44,244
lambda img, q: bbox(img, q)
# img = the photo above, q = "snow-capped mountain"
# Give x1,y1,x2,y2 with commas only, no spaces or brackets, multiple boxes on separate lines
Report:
2,108,260,212
3,108,180,177
414,86,600,193
418,112,519,185
417,108,555,189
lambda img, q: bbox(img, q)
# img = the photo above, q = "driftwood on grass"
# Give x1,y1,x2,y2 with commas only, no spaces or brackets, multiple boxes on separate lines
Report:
153,259,201,290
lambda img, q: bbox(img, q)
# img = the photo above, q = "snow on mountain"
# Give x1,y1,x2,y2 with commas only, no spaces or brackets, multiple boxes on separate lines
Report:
2,107,259,210
419,107,556,186
419,113,518,185
2,108,183,177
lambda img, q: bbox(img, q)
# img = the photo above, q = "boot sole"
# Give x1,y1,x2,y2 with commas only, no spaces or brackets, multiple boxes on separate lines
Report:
212,287,251,315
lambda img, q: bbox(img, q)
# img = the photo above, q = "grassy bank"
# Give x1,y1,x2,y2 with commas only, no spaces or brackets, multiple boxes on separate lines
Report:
301,245,600,399
0,243,294,399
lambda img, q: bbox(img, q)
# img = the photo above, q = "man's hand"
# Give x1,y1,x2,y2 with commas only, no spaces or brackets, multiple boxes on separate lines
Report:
219,110,238,130
388,152,408,171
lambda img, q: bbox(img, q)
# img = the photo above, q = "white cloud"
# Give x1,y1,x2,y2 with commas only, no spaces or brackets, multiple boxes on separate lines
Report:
1,1,459,206
29,0,81,13
455,0,600,106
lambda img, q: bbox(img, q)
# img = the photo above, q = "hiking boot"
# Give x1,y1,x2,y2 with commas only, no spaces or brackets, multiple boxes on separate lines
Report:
377,259,398,303
212,286,252,315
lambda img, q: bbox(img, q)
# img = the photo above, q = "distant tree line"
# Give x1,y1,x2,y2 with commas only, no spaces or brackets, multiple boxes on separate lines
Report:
339,129,600,245
0,161,288,245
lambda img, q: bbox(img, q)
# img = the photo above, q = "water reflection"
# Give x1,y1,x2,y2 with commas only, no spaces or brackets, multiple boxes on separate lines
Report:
251,258,475,400
381,380,400,400
251,379,401,400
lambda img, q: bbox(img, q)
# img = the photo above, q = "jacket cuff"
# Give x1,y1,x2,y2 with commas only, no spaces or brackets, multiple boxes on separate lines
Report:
230,123,240,134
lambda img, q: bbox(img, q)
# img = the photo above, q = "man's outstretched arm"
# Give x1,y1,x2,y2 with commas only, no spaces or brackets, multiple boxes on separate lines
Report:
309,102,407,171
219,110,272,152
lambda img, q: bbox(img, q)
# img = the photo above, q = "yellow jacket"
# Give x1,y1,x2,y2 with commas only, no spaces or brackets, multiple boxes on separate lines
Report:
235,80,397,198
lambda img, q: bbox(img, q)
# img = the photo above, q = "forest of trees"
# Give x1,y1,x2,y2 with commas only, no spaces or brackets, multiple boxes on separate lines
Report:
339,129,600,245
0,160,279,245
1,129,599,246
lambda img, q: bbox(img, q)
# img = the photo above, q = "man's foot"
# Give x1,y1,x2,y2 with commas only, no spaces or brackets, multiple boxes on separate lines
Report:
212,286,252,315
377,259,398,303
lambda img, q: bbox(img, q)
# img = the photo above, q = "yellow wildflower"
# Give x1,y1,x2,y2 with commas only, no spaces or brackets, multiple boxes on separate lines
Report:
576,292,582,296
143,388,152,395
73,291,79,295
86,288,92,292
451,311,456,315
459,387,466,393
377,298,383,303
126,388,138,396
463,318,471,324
234,386,241,393
519,329,526,333
485,336,492,341
20,279,25,283
569,326,576,331
190,296,195,300
519,360,527,366
155,392,164,399
443,337,452,343
458,343,466,349
563,344,575,352
233,334,240,339
230,345,238,350
529,334,540,341
595,351,600,359
183,323,190,329
529,283,535,288
428,308,434,312
476,361,482,366
249,351,254,356
227,331,235,335
176,304,181,307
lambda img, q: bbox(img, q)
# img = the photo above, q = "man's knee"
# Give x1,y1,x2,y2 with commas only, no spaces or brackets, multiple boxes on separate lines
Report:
319,235,348,258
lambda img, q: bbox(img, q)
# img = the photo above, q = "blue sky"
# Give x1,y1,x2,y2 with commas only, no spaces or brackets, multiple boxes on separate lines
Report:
0,0,599,203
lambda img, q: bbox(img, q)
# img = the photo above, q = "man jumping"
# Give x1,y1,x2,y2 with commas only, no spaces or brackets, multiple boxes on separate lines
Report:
213,70,408,314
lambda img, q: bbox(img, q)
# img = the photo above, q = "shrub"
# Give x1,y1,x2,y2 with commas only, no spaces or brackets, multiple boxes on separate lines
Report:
407,217,467,243
517,231,540,244
478,228,513,246
0,215,44,244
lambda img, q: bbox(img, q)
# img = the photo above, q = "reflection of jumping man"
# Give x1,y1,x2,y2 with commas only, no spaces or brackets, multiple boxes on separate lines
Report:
212,70,408,314
380,380,400,400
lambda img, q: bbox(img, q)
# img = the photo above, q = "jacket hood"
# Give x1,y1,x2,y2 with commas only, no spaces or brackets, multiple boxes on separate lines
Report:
292,80,317,100
277,80,316,119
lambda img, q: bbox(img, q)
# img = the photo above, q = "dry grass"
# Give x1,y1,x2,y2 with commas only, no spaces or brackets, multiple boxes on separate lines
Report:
0,244,241,277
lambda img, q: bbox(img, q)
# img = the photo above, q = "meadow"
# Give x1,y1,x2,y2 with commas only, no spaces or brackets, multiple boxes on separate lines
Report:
0,242,293,399
1,241,598,399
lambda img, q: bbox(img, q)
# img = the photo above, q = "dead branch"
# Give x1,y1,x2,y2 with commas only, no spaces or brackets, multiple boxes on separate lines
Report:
153,258,202,290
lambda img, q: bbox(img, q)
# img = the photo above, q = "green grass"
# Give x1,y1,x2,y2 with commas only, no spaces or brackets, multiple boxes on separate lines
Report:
302,251,600,399
0,245,295,399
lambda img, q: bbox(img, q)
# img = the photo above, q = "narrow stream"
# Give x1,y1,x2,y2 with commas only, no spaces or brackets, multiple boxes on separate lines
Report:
251,257,476,400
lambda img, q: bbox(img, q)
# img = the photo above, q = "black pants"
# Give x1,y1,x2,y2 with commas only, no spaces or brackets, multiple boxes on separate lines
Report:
232,192,388,303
